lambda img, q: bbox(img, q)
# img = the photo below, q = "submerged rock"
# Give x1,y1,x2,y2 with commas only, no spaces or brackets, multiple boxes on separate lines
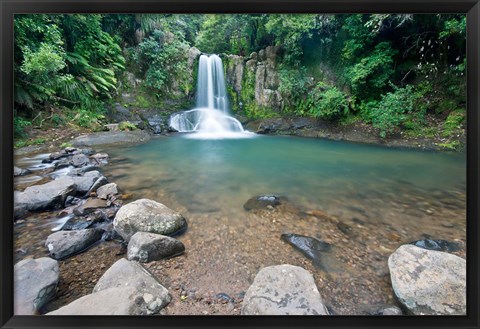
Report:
113,199,187,241
409,239,462,253
243,195,281,210
14,257,59,315
45,228,104,260
127,232,185,263
281,233,331,268
241,264,329,315
388,244,466,315
14,176,76,211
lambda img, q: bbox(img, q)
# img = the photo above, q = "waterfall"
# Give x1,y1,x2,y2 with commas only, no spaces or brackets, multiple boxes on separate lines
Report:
169,54,252,139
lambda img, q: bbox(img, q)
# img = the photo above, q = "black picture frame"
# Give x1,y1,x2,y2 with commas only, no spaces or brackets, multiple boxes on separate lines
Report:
1,1,479,328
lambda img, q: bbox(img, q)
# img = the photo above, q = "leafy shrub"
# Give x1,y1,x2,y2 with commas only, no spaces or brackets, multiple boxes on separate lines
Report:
369,84,426,138
306,83,349,120
72,108,105,128
118,121,137,131
14,115,32,138
442,109,465,138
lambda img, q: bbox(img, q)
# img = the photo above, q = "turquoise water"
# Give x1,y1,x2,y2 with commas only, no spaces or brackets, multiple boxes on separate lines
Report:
106,135,466,216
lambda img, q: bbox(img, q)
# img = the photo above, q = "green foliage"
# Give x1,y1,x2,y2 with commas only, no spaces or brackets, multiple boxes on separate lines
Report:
369,85,426,138
71,107,106,129
14,14,125,124
346,42,397,96
306,84,349,120
14,115,32,138
118,121,137,131
134,29,189,96
14,137,46,149
441,110,465,138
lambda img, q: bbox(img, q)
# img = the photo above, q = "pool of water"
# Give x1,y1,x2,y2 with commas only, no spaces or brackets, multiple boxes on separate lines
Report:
105,134,466,216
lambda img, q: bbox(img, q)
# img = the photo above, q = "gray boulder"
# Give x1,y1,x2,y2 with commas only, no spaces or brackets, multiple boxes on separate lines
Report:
70,154,90,167
47,287,159,315
73,198,109,216
70,170,103,194
96,183,118,199
388,244,466,315
71,130,150,147
14,176,76,211
127,232,185,263
45,228,104,260
90,153,109,165
113,199,187,241
14,166,30,177
241,264,329,315
93,258,170,312
14,257,59,315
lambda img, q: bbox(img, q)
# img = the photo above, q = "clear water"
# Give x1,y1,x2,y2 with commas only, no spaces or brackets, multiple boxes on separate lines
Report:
106,135,466,216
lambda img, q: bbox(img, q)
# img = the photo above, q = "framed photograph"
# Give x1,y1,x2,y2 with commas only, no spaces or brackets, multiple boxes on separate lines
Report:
1,0,479,328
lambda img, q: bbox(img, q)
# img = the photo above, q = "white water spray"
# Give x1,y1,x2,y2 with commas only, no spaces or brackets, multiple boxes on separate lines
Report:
169,54,252,139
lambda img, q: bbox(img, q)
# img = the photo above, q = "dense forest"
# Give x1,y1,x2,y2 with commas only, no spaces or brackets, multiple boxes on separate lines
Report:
14,14,466,149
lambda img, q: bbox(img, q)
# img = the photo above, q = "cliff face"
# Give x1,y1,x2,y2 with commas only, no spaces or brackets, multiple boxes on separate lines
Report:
224,46,284,116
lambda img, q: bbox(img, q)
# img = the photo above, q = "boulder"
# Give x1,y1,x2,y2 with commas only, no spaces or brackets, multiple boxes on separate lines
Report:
96,183,118,200
93,258,170,312
73,198,109,216
47,287,159,315
71,130,151,147
113,199,187,241
90,153,109,165
45,228,104,260
14,176,76,211
14,166,30,177
71,170,103,194
70,154,90,167
372,305,404,316
241,264,329,315
14,257,59,315
127,232,185,263
85,176,109,196
388,244,466,315
243,195,281,210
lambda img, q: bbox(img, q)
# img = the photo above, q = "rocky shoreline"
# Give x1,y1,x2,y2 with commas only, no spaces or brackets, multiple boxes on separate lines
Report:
13,145,466,315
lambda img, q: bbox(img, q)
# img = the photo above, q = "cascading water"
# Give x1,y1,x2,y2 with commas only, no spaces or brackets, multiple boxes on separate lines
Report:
169,54,252,139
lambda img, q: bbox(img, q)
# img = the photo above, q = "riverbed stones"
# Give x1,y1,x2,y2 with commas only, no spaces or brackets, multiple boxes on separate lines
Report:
14,257,59,315
243,195,281,210
96,183,118,199
127,232,185,263
388,244,466,315
45,228,104,260
113,198,187,241
241,264,329,315
14,176,76,211
93,258,171,313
